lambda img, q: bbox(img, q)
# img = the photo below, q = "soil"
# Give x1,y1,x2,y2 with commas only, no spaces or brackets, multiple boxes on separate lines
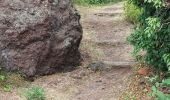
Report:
79,2,134,63
0,2,137,100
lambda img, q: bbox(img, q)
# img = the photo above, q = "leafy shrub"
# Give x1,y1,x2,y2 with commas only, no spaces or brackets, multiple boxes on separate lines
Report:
128,0,170,72
128,0,170,99
124,0,142,24
24,86,45,100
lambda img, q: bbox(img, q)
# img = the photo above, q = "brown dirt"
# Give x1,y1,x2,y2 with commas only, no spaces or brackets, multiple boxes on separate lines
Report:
0,2,136,100
79,2,134,62
33,2,134,100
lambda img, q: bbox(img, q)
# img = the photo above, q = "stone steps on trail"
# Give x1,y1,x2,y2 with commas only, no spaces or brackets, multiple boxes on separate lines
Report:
100,44,134,62
87,60,136,72
103,61,136,68
89,39,127,46
94,12,123,18
83,37,134,62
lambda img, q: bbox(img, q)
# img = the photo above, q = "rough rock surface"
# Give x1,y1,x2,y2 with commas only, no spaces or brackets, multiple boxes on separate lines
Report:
0,0,83,76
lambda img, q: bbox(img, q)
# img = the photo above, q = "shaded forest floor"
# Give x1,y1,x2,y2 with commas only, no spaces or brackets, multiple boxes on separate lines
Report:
0,2,152,100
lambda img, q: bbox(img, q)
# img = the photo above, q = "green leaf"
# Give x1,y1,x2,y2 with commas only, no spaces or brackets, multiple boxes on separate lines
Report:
0,75,5,81
162,79,170,85
157,90,166,100
3,84,12,92
152,86,157,92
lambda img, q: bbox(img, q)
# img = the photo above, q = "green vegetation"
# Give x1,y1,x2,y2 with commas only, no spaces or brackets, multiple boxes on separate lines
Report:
24,86,45,100
73,0,123,5
124,1,142,24
0,69,12,92
150,78,170,99
0,69,27,92
128,0,170,72
127,0,170,99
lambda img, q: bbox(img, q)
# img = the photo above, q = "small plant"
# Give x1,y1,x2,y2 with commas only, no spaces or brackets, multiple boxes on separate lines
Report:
150,78,170,100
124,0,142,24
0,75,5,81
0,69,13,92
3,84,12,92
24,86,45,100
124,93,137,100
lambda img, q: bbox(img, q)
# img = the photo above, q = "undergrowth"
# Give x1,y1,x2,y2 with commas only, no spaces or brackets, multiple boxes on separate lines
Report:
128,0,170,99
124,0,142,24
24,86,45,100
0,68,27,93
0,69,12,92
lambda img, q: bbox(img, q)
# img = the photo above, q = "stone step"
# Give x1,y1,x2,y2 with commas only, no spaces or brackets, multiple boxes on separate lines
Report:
94,12,122,17
94,40,127,46
83,39,127,47
87,61,136,72
103,61,136,68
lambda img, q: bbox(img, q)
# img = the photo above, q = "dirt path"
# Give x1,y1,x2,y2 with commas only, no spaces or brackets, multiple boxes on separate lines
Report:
32,2,134,100
0,2,135,100
79,2,134,63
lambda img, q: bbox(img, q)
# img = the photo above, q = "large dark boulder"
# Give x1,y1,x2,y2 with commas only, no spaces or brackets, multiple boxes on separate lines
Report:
0,0,83,77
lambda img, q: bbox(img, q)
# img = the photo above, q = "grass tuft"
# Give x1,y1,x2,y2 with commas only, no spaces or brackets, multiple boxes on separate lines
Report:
24,86,45,100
